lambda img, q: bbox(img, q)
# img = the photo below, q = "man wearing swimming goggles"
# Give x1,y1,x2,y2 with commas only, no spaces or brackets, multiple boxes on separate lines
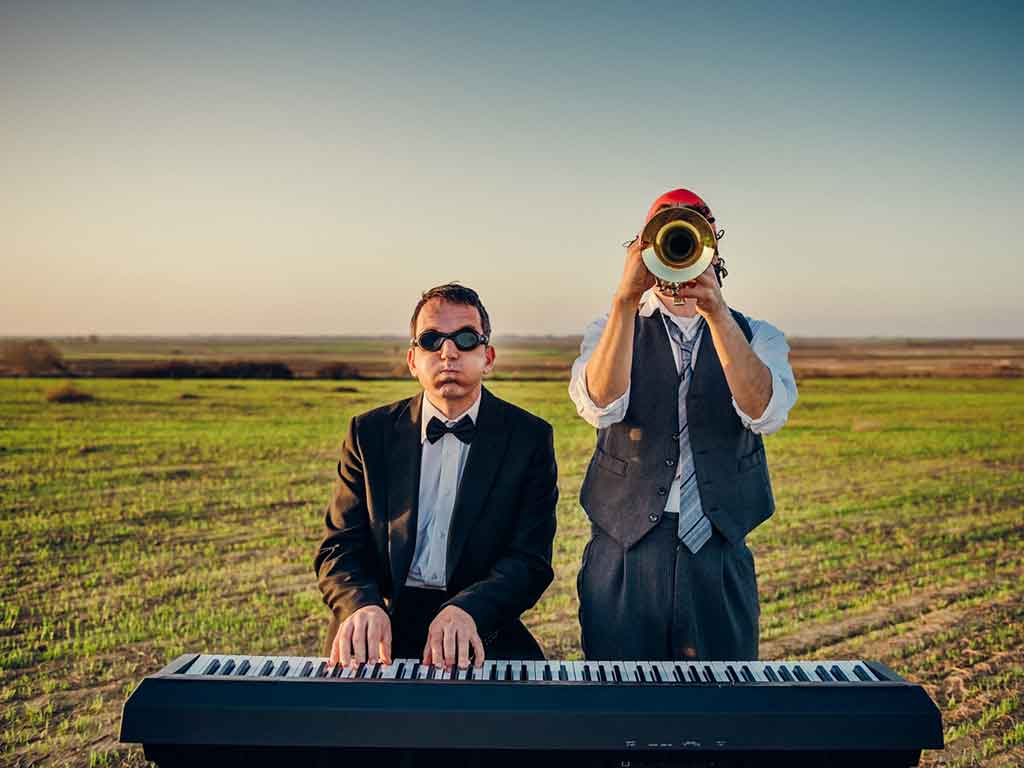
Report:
315,283,559,673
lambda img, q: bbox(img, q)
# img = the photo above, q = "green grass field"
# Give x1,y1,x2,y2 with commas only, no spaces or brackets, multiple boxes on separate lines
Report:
2,377,1022,766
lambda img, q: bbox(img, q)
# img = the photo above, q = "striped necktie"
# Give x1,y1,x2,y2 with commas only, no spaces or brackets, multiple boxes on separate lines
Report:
664,318,713,554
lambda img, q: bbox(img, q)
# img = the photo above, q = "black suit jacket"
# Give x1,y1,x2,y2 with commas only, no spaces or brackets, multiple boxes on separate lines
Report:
314,386,558,640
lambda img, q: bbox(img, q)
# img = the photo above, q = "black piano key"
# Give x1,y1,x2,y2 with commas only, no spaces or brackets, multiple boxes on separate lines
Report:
543,664,552,681
203,659,221,676
815,665,831,681
503,663,513,682
558,664,568,681
219,659,235,676
740,665,755,683
597,665,608,683
410,663,422,680
777,665,793,682
372,663,384,679
702,665,716,683
276,661,290,677
520,663,529,681
853,665,871,681
687,665,701,683
635,666,646,683
793,665,810,682
764,666,778,682
301,661,313,678
612,665,622,683
582,666,592,682
426,666,436,680
651,665,663,683
259,660,274,677
394,662,405,680
237,659,251,676
329,663,343,678
725,665,740,684
831,664,848,682
672,664,684,682
488,664,498,681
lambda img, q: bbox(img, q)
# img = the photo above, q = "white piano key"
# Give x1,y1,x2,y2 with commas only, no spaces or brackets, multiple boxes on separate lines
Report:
285,656,308,678
743,662,770,683
479,660,496,681
184,655,216,675
654,661,675,683
585,661,605,682
570,661,588,682
414,663,432,680
379,661,401,680
621,661,638,682
709,662,731,683
242,656,267,677
398,660,417,680
558,661,576,681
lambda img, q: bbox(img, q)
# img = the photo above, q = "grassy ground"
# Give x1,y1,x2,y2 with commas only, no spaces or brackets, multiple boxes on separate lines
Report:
1,377,1021,766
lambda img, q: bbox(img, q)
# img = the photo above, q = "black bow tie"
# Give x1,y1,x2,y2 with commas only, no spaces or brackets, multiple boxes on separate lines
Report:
426,415,476,445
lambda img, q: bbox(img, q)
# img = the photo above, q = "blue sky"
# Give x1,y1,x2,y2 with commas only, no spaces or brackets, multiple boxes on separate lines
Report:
2,1,1021,337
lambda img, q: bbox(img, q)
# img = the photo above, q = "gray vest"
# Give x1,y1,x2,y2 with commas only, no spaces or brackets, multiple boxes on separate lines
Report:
579,309,775,550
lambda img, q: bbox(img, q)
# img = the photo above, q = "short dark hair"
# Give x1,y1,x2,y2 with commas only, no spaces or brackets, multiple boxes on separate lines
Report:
409,283,492,340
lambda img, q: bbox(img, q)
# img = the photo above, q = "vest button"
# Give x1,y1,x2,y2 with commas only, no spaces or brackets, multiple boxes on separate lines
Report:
648,513,659,523
665,458,676,467
671,432,680,441
657,487,667,496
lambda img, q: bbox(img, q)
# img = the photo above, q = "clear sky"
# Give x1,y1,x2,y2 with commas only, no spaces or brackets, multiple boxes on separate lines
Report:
2,1,1021,337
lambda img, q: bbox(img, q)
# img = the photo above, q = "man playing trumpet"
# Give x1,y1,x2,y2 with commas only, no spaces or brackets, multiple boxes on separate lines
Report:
570,188,798,661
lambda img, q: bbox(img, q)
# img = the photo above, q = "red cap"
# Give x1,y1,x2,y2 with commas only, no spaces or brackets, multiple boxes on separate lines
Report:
645,188,714,226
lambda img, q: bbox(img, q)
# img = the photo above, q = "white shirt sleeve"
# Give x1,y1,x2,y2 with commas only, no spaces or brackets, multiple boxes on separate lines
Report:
730,317,798,435
568,314,631,429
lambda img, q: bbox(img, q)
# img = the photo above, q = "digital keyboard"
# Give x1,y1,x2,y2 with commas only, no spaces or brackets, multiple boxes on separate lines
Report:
120,653,943,767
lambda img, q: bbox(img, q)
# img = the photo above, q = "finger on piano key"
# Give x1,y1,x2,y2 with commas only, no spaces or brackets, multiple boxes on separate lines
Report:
480,660,498,681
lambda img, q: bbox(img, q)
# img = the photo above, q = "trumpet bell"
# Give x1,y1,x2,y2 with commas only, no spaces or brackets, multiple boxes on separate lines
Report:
640,206,718,286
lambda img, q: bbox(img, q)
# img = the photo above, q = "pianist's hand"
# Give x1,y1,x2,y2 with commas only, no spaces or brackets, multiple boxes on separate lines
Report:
331,605,392,668
423,605,484,670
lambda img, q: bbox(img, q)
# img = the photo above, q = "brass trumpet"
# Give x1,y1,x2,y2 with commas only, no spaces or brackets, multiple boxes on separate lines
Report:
640,205,721,303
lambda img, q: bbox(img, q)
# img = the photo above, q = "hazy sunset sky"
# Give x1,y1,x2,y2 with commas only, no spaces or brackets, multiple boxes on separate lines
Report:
3,1,1021,337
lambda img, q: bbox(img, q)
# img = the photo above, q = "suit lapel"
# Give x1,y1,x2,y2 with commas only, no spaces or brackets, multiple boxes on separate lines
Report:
387,392,423,596
445,387,509,584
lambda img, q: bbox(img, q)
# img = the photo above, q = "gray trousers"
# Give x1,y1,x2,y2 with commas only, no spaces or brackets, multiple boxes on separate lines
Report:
577,512,760,661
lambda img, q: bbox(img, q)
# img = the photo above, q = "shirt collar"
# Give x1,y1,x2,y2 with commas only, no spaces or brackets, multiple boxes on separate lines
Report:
639,288,704,341
420,391,482,444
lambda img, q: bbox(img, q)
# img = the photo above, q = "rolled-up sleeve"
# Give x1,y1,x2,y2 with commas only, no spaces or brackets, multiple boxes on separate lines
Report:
568,314,630,429
731,318,798,435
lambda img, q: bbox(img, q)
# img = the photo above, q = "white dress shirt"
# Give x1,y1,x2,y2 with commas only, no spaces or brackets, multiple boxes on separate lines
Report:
569,288,798,436
405,392,482,590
